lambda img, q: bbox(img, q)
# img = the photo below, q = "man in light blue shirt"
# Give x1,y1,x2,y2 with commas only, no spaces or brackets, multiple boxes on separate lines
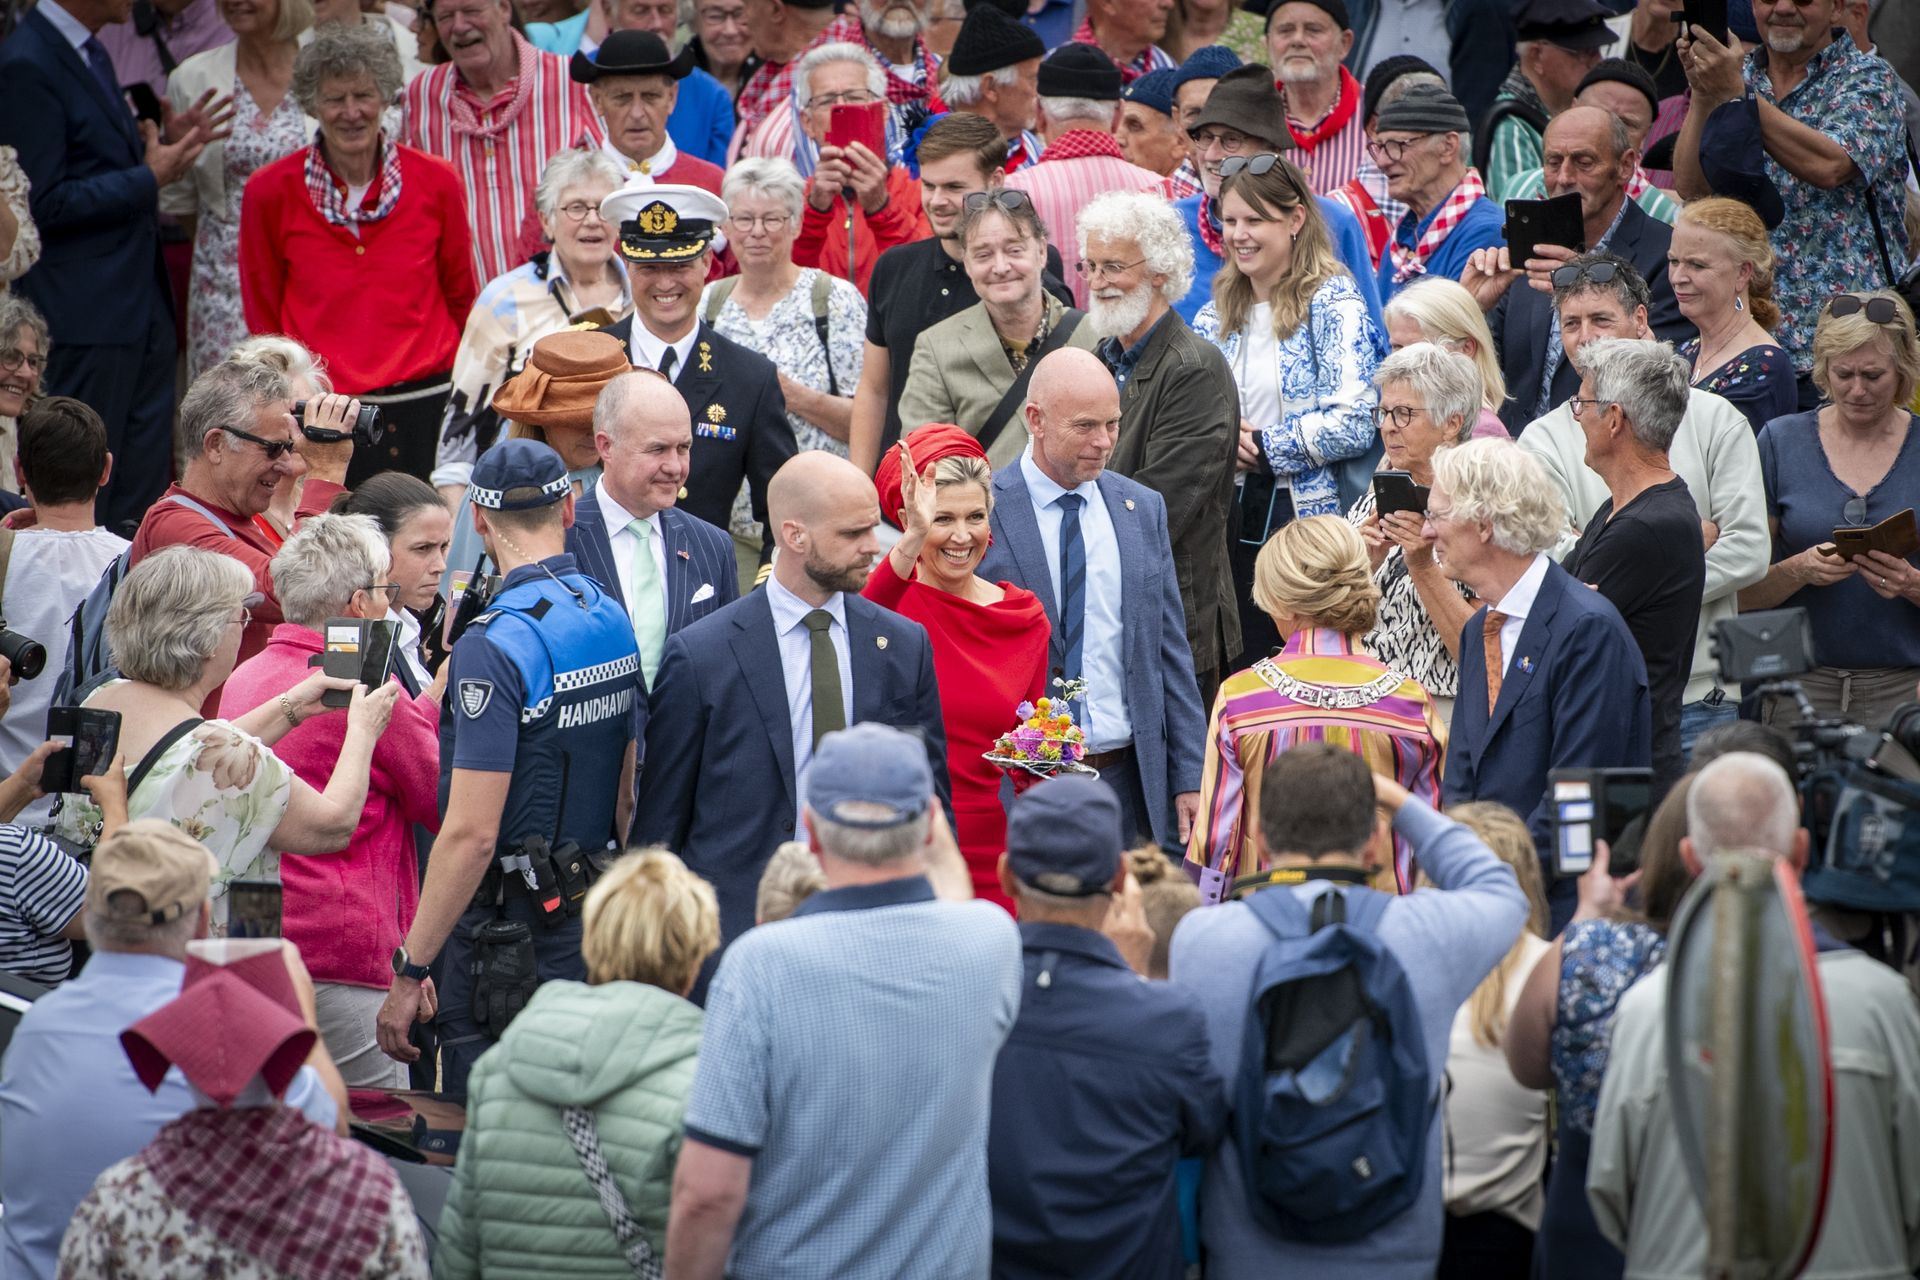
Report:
979,347,1208,851
0,821,344,1280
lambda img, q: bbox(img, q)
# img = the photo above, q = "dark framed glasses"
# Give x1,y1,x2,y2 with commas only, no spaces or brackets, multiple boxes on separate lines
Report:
1550,261,1621,290
1827,293,1902,325
1372,404,1424,429
961,189,1033,214
224,424,298,461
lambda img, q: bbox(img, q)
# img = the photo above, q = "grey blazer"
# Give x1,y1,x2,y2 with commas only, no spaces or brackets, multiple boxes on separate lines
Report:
896,294,1100,472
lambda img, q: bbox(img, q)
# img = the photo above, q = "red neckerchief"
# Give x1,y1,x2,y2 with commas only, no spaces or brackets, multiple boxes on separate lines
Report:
1037,129,1126,164
142,1106,399,1280
1198,194,1224,259
1070,16,1162,82
1282,67,1361,153
1389,167,1487,284
832,12,945,111
442,30,539,140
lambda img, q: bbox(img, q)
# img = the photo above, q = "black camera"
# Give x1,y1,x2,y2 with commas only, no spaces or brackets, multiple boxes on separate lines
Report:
292,399,384,448
0,623,47,682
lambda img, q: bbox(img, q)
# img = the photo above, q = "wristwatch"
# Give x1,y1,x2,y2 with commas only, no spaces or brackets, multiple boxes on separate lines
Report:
391,946,432,982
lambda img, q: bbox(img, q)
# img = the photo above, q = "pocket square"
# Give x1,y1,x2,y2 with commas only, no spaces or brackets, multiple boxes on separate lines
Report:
690,583,716,604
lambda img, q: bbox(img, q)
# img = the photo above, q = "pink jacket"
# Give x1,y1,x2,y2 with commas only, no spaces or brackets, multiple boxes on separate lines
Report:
218,624,442,989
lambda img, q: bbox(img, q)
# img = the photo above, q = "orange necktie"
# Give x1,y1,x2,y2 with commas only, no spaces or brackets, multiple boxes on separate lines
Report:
1483,609,1509,716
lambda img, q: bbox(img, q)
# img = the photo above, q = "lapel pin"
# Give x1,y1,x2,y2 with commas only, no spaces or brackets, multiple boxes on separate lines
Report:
676,548,690,560
876,635,889,650
1124,498,1135,511
1519,656,1534,674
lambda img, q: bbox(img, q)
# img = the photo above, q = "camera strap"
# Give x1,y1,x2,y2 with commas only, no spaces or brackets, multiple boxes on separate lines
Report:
0,526,14,620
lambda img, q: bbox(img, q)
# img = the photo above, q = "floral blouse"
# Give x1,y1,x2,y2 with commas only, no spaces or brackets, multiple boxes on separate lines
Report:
0,145,39,287
1193,273,1383,517
1551,918,1667,1134
1681,338,1797,436
55,707,293,929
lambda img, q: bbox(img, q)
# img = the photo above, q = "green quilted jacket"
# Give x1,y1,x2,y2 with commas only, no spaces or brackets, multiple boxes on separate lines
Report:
434,979,704,1278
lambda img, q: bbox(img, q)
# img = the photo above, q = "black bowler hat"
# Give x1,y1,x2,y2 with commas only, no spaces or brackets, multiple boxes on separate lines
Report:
1038,42,1123,101
947,3,1045,77
570,29,695,83
1188,64,1288,148
601,181,730,262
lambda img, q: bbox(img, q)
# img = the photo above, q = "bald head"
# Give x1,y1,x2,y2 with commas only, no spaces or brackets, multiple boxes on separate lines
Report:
595,371,693,519
1029,348,1119,419
1686,752,1800,862
1543,105,1630,163
769,451,883,599
595,370,689,442
1023,348,1122,490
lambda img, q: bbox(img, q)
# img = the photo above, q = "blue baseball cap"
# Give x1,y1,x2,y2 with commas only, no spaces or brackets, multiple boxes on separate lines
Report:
469,438,572,511
807,723,935,829
1173,45,1241,90
1005,775,1123,896
1123,68,1179,117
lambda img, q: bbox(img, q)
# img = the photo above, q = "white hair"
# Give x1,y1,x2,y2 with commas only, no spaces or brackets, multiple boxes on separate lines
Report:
1374,343,1481,441
229,335,333,396
1075,190,1195,303
793,42,885,110
1574,337,1691,454
720,156,807,223
270,513,393,629
106,546,256,692
807,806,932,865
533,148,628,221
1687,752,1799,861
1039,94,1112,125
940,63,1021,107
1429,437,1567,556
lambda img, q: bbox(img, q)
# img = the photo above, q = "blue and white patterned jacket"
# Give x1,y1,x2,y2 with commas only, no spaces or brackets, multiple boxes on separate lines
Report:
1193,273,1383,518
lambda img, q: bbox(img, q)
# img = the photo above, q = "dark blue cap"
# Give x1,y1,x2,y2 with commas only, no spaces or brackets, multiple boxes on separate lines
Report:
1006,775,1123,896
1700,96,1784,230
469,438,572,510
1123,68,1179,116
807,723,934,829
1173,45,1242,90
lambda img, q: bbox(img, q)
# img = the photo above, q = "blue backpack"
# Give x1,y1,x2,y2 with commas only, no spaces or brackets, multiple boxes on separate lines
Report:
1235,885,1433,1243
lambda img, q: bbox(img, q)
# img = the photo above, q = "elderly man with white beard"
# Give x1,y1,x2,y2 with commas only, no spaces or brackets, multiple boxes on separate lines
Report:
1082,191,1242,702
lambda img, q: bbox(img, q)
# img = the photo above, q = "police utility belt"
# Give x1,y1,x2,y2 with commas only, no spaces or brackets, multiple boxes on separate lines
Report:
471,836,623,927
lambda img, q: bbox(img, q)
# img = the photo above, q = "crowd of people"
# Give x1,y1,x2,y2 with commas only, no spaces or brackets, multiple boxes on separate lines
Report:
0,0,1918,1273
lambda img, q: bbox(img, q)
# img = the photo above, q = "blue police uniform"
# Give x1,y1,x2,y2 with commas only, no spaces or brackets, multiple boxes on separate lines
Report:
432,552,643,1092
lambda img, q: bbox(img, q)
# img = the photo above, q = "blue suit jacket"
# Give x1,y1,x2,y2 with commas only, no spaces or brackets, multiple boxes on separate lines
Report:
630,587,950,948
978,463,1207,848
565,482,741,643
0,8,171,346
1442,559,1651,925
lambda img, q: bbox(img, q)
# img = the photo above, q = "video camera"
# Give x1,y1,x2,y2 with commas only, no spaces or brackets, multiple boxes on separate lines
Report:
1710,609,1920,913
292,399,383,449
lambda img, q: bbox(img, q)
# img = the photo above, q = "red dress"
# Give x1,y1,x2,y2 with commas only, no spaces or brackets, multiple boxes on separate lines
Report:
862,555,1050,910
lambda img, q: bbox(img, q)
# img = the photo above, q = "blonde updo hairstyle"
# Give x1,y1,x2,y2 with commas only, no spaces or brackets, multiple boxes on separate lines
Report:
1674,196,1782,332
1251,515,1381,636
581,848,721,994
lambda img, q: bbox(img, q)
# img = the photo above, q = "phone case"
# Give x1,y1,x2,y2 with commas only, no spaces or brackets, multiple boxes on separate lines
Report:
1372,472,1431,516
1818,507,1919,559
826,103,886,156
1503,193,1585,265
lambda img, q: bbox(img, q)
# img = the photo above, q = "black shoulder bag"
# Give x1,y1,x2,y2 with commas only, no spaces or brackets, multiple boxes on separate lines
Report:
975,311,1085,457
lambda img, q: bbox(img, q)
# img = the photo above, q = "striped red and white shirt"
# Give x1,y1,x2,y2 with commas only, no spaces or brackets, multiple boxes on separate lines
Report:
1003,131,1170,306
1068,18,1174,84
401,33,605,283
1279,71,1369,196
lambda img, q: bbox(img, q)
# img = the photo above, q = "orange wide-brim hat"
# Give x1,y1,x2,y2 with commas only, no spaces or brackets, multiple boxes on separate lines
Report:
491,329,633,432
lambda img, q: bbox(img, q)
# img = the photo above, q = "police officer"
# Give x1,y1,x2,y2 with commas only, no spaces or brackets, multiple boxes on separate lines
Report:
985,776,1228,1277
375,437,645,1093
595,181,798,568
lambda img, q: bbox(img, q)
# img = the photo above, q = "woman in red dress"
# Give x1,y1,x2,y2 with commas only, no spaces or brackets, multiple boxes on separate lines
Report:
866,424,1050,910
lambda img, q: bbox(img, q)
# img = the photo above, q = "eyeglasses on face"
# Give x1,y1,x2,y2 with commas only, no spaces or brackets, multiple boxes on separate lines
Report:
1568,396,1613,419
1365,135,1431,164
1372,404,1425,429
228,607,253,628
961,189,1032,215
555,200,608,223
697,4,746,23
1550,261,1621,290
0,349,46,376
1827,293,1903,325
1075,257,1146,280
224,424,298,460
728,212,792,232
809,90,879,109
1188,128,1253,153
363,583,403,601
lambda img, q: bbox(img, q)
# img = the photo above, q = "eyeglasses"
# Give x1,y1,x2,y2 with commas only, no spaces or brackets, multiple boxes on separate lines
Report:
1188,128,1253,152
1550,261,1622,290
363,583,403,601
224,424,298,461
228,608,253,629
1372,404,1425,428
728,212,791,232
697,4,746,22
1827,293,1903,325
555,200,607,223
1843,495,1869,525
961,189,1032,214
1074,257,1146,280
809,90,879,108
1365,135,1431,163
1568,396,1613,419
0,350,46,376
1423,502,1454,524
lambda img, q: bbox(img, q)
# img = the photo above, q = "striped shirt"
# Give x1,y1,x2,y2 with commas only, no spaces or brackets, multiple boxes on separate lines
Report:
1003,132,1170,306
1484,74,1548,205
0,825,86,985
1068,18,1174,83
1281,99,1368,196
400,33,606,284
1502,164,1681,225
1187,627,1444,891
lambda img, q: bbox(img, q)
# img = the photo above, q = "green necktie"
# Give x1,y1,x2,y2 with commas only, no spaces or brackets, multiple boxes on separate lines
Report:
803,608,844,748
627,518,666,686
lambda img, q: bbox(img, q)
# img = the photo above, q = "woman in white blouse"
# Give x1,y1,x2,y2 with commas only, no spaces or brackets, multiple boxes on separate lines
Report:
1192,151,1382,663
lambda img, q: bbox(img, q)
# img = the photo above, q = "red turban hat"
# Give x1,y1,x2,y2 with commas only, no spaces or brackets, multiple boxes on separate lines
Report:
873,423,989,530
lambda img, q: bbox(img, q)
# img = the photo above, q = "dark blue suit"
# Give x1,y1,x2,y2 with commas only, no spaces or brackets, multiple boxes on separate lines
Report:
1443,559,1651,930
0,7,176,533
565,482,740,640
630,587,950,954
978,461,1206,850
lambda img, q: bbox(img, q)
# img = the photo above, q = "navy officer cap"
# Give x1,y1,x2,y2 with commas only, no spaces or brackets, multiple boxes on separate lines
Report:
469,438,572,511
807,723,935,829
1006,775,1123,896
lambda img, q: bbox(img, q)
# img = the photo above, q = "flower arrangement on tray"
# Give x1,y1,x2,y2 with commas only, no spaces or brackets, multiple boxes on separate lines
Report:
984,679,1099,779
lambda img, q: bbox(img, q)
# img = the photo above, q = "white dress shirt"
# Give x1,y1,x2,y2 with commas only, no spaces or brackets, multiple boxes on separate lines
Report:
1018,449,1132,752
36,0,93,53
626,320,699,384
1485,552,1551,679
763,573,854,830
386,606,431,690
593,482,669,629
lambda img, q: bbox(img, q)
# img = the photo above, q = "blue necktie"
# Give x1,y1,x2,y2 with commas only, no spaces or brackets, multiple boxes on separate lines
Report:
1056,493,1085,713
81,36,121,107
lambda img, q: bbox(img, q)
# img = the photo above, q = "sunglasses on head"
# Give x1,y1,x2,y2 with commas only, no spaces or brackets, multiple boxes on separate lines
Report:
1827,293,1902,325
1550,261,1621,290
961,189,1033,214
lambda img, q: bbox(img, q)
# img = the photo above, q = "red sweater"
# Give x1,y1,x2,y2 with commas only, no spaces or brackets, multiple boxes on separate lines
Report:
793,168,929,297
239,145,478,395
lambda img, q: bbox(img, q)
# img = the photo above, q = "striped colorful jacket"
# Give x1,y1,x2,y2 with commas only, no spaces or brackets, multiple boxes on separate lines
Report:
1186,627,1445,893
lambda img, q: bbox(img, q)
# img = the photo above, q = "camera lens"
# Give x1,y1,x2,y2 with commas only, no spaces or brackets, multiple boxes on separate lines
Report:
0,627,47,681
